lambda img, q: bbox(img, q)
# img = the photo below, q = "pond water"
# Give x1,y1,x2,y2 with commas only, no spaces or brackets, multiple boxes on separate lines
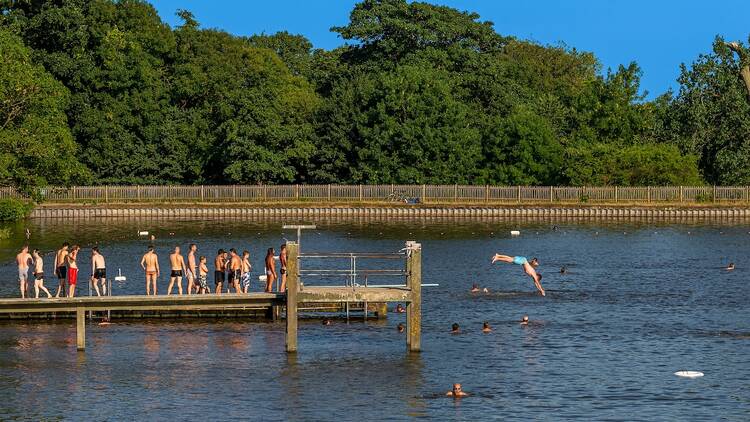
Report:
0,218,748,420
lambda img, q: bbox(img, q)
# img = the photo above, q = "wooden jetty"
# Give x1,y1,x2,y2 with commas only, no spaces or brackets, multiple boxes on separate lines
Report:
0,241,422,353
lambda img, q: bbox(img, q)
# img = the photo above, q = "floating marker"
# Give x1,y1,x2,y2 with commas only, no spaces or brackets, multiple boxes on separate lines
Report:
138,231,149,236
114,268,127,282
674,371,703,378
259,275,268,282
510,230,521,236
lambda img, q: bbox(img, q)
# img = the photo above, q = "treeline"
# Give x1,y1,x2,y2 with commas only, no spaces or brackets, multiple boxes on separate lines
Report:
2,0,750,192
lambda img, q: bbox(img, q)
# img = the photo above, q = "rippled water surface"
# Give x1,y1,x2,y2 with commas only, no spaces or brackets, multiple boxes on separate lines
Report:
0,218,748,420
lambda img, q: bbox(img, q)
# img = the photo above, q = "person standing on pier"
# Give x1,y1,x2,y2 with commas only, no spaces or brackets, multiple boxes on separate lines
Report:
186,244,198,294
227,248,242,294
67,245,80,297
167,246,186,295
198,256,209,294
279,244,288,292
31,249,52,298
90,247,107,296
214,249,226,294
491,254,545,296
264,248,276,293
141,246,160,295
241,250,252,293
53,242,69,298
16,245,32,298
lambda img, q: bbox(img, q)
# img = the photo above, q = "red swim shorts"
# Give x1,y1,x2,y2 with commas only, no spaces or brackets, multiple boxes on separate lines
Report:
67,267,79,286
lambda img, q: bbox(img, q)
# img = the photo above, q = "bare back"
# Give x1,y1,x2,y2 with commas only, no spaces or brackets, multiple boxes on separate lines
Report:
188,252,196,271
16,252,31,269
34,256,43,273
143,252,158,272
266,255,275,272
170,253,184,271
92,254,105,270
230,255,241,271
55,249,68,267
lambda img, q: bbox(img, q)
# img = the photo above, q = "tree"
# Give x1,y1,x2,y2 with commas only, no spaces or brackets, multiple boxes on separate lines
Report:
0,27,86,192
670,36,750,184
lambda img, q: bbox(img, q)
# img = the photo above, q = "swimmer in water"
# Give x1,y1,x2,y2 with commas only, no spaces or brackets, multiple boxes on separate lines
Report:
395,303,406,313
520,315,529,325
470,283,480,293
451,323,460,334
322,319,332,326
446,383,468,398
726,263,735,271
560,266,568,274
491,254,545,296
397,323,405,333
482,321,492,333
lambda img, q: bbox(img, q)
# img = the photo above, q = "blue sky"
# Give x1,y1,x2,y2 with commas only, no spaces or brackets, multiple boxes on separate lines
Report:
150,0,750,98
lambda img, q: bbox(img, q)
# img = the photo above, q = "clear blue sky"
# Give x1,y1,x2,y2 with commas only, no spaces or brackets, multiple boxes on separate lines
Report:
150,0,750,98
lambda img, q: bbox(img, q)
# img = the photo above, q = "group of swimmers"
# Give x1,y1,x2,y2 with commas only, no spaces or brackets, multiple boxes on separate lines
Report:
14,242,106,299
139,243,288,295
14,241,290,298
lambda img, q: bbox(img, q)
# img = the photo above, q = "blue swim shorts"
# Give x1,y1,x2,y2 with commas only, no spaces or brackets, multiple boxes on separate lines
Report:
512,256,528,265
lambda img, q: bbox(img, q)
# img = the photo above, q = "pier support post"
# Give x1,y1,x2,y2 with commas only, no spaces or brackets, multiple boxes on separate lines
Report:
375,303,388,319
285,242,299,353
405,241,422,352
76,308,85,351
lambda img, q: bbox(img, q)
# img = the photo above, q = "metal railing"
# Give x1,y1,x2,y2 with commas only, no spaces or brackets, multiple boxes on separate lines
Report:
3,184,749,204
299,252,407,288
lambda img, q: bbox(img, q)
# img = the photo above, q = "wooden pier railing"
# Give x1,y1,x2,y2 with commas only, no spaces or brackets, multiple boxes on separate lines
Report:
4,185,750,204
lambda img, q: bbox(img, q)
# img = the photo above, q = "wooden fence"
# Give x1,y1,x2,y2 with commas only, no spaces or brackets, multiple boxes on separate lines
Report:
2,185,748,204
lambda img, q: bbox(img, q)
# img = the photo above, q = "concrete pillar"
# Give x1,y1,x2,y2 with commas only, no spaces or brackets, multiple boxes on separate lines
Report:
405,241,422,353
285,242,299,353
76,308,85,351
375,302,388,319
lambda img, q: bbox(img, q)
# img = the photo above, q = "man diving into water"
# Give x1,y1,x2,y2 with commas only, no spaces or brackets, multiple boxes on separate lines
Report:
491,254,545,296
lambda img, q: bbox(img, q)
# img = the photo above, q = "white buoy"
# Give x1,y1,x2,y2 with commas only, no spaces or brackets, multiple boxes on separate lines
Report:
138,231,149,236
259,275,268,282
674,371,703,378
510,230,521,236
114,268,127,282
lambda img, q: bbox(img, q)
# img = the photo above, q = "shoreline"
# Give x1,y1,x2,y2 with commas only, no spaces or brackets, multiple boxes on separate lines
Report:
30,204,750,219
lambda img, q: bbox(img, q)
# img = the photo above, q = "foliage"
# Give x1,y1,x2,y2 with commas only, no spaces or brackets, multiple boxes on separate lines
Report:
0,199,32,222
3,0,743,187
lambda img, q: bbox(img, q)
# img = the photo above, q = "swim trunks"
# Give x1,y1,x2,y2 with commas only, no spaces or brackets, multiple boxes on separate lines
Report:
55,265,67,279
280,267,287,275
94,268,106,279
512,256,528,266
34,272,44,281
68,267,79,286
171,270,183,278
228,269,240,284
198,274,208,290
18,268,28,282
214,270,225,285
241,272,251,289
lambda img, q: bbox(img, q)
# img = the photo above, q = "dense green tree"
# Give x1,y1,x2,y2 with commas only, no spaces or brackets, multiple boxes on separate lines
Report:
0,27,86,192
669,36,750,185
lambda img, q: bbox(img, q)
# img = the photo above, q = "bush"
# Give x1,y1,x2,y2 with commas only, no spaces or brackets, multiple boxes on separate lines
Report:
0,199,32,222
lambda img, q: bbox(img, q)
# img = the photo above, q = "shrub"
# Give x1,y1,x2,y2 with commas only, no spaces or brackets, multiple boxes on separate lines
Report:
0,199,32,222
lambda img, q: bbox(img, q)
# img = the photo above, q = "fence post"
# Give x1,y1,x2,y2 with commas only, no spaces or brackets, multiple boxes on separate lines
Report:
454,184,458,202
680,186,684,203
136,185,141,202
614,186,618,203
104,185,109,203
422,184,426,202
327,184,331,201
517,186,521,203
713,185,717,203
647,186,651,203
232,185,237,200
199,185,204,202
358,184,362,202
486,185,490,203
549,186,553,203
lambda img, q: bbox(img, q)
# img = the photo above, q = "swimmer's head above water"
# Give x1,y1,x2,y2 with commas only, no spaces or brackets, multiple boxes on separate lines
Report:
520,315,529,325
727,263,735,270
530,258,539,267
482,321,491,332
397,323,405,333
451,323,460,333
446,383,468,397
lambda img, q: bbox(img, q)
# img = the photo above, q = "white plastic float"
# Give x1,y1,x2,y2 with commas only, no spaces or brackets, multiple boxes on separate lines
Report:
510,230,521,236
674,371,704,378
